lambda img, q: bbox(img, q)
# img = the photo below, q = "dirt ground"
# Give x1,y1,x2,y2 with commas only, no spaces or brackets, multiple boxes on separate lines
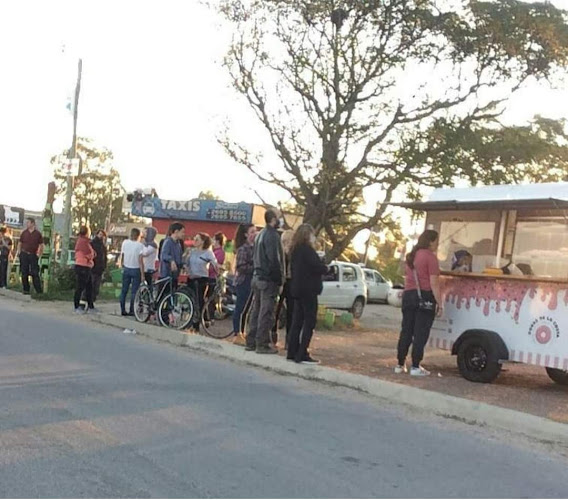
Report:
307,325,568,423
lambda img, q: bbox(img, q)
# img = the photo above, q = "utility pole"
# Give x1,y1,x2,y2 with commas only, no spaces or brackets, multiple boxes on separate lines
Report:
61,58,82,266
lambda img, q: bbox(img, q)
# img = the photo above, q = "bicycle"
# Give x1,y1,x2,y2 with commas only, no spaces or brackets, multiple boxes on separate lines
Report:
134,275,196,330
201,275,234,339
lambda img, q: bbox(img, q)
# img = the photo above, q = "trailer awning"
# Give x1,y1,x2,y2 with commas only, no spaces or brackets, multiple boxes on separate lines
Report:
393,198,568,212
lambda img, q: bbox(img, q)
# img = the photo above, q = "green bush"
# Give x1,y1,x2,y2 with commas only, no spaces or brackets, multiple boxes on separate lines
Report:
50,262,76,291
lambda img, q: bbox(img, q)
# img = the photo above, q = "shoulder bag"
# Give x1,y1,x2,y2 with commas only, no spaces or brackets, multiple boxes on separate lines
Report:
413,268,435,312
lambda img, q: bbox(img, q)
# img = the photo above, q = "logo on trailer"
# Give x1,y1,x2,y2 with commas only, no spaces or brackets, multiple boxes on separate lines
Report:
528,316,560,346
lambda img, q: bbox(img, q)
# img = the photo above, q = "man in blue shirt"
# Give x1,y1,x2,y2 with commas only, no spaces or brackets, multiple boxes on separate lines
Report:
159,222,185,287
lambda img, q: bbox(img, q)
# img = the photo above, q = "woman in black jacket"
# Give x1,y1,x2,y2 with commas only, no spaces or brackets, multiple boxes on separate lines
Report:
287,224,328,364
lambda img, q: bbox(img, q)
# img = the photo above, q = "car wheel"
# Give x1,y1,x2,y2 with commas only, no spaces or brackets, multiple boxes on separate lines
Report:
545,367,568,386
457,334,502,383
351,297,365,319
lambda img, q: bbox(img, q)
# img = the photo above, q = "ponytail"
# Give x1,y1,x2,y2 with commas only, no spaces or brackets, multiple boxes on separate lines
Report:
406,229,439,269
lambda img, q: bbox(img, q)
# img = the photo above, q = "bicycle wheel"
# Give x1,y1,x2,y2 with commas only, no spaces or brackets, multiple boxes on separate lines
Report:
201,293,233,339
158,289,195,330
134,284,153,323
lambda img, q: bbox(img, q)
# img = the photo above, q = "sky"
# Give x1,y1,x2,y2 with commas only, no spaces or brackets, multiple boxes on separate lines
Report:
1,0,568,228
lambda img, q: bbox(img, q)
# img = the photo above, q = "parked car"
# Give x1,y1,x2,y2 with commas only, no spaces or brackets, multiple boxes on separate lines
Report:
362,268,391,303
320,261,368,318
388,285,404,308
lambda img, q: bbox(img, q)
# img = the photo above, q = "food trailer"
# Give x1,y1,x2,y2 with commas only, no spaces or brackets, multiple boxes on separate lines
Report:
400,182,568,384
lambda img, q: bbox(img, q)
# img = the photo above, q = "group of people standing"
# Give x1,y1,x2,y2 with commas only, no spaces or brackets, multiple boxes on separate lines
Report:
0,217,44,295
73,226,108,313
68,212,442,376
117,223,226,332
230,209,327,364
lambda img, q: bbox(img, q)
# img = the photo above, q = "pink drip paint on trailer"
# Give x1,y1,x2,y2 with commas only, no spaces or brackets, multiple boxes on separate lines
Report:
441,277,568,323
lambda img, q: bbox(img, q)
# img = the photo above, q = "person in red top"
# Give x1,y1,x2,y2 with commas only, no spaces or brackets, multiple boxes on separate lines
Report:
395,229,442,377
74,226,96,313
17,217,44,295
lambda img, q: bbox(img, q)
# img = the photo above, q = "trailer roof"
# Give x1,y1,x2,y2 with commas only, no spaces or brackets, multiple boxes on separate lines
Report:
395,182,568,211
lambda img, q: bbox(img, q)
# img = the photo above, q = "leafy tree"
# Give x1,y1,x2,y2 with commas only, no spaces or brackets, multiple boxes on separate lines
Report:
218,0,568,260
198,190,221,200
51,137,125,232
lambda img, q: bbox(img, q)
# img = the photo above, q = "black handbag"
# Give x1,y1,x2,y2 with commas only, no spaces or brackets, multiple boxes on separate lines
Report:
413,268,435,312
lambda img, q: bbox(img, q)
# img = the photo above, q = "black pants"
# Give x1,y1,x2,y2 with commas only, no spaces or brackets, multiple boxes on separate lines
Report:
92,272,103,302
144,271,154,287
75,265,94,309
273,280,294,347
0,256,8,288
191,277,210,330
20,252,42,294
287,295,318,362
397,290,436,368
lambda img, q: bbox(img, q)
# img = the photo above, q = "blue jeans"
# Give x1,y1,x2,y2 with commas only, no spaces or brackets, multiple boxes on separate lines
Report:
120,267,141,314
233,276,252,334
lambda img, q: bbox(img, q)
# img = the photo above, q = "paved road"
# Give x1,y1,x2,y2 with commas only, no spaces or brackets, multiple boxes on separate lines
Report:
1,298,567,498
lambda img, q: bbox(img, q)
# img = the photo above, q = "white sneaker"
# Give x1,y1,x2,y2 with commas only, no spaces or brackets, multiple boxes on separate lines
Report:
410,366,431,377
394,365,407,374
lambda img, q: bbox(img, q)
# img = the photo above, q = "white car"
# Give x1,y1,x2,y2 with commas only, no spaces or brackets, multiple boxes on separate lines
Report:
362,268,391,303
388,287,404,308
320,261,368,318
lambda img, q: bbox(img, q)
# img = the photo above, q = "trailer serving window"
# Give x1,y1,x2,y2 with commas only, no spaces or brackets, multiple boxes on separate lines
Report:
426,210,500,272
512,210,568,279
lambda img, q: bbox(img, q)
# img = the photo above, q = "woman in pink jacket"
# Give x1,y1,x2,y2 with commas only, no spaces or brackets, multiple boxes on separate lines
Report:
74,225,96,313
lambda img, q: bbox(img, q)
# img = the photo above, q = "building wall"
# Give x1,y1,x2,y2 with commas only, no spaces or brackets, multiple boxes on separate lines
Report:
152,219,241,241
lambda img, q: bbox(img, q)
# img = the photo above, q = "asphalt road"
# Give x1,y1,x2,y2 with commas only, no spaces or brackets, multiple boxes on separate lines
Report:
1,298,568,499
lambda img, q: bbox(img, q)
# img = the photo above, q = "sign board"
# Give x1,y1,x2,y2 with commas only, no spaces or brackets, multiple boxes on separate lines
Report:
131,197,253,224
108,222,142,237
0,205,25,228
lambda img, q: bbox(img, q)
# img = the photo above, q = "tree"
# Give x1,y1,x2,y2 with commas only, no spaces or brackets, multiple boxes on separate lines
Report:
218,0,568,260
52,137,125,232
198,190,221,200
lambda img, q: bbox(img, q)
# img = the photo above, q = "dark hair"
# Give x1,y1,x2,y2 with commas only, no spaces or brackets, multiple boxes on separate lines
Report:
130,228,141,240
96,229,107,238
290,223,315,253
235,224,254,249
26,217,35,225
168,222,184,235
197,232,212,250
0,227,6,234
79,225,89,237
214,232,226,247
406,230,439,269
264,209,278,225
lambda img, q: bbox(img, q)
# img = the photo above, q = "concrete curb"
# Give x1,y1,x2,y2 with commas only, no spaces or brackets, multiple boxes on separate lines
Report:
2,289,568,445
0,288,33,302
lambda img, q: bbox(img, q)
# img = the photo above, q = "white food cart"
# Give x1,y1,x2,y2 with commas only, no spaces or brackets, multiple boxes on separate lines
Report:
400,182,568,384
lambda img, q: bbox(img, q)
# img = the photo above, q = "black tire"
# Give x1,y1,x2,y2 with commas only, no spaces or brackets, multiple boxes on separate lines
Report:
134,285,152,323
351,297,365,319
158,290,195,330
545,367,568,386
201,294,233,339
457,334,502,383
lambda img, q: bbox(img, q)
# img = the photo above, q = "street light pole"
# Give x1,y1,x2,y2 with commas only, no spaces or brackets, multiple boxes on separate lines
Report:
61,58,82,266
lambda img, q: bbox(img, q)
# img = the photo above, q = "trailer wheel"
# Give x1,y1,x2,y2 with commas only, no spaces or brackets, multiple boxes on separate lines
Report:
457,334,502,383
545,368,568,386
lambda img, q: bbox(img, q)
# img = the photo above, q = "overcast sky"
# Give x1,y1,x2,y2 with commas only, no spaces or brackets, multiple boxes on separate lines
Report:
1,0,567,220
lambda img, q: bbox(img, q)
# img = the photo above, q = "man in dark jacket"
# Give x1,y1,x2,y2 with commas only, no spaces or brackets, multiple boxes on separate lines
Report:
91,230,108,302
246,209,285,354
